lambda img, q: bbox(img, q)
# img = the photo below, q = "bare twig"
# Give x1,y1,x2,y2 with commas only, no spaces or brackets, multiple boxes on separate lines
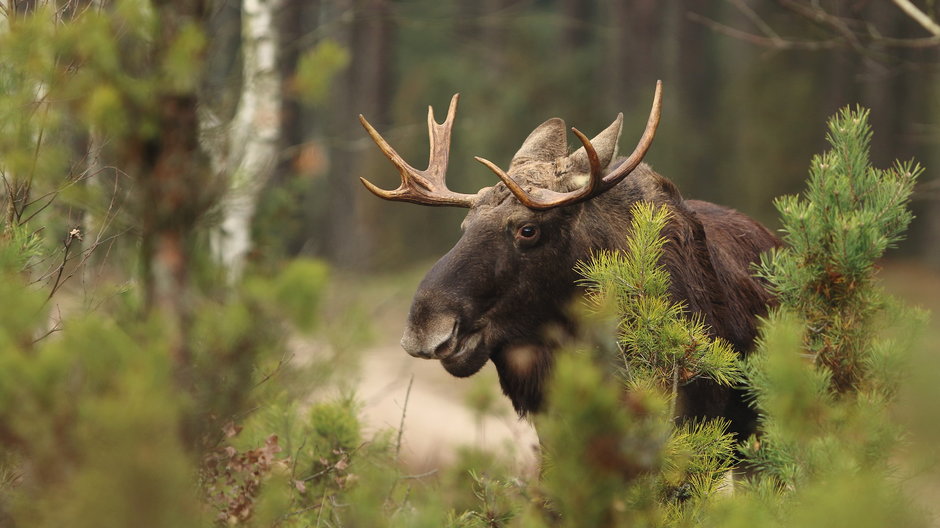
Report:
692,0,940,64
687,11,841,50
35,227,131,293
252,350,295,389
315,487,328,527
19,162,117,226
891,0,940,36
286,435,308,510
669,359,679,422
46,227,79,300
31,304,63,344
18,193,58,226
395,374,414,458
777,0,867,52
730,0,785,43
398,468,438,480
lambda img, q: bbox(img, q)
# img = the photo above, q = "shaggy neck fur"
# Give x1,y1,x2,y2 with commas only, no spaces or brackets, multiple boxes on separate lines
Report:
486,162,779,439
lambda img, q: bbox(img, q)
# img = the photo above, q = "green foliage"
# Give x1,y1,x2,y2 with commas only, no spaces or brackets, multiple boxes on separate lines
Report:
538,352,669,527
757,106,921,393
293,39,350,106
577,203,743,390
0,1,934,526
0,308,205,527
162,21,207,93
508,202,747,527
244,258,330,333
737,107,926,506
442,106,930,528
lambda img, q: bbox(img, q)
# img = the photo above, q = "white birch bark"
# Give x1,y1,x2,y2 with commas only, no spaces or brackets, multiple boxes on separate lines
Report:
209,0,283,282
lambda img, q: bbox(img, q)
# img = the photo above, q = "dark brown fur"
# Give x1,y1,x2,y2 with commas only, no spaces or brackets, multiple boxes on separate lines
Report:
401,158,780,440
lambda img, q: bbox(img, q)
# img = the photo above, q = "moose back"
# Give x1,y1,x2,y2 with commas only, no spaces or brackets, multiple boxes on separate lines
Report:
358,83,780,439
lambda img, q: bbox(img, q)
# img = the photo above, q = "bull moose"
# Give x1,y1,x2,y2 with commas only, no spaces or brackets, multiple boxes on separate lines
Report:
358,82,781,439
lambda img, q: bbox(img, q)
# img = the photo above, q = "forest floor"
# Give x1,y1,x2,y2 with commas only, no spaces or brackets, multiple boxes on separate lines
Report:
296,261,540,474
301,257,940,476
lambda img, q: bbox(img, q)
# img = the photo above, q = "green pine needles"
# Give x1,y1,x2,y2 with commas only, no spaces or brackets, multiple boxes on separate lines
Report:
576,202,743,392
540,105,928,527
757,106,920,393
562,202,743,518
738,105,926,502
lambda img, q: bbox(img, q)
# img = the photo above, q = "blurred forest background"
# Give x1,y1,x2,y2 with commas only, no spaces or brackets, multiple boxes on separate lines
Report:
239,0,940,273
2,0,940,525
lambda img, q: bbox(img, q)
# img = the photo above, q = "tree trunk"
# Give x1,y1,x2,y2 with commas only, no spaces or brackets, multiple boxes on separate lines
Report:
140,0,209,374
323,0,393,269
209,0,284,282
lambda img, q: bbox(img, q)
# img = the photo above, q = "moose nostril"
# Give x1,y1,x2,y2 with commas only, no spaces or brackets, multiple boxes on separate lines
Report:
400,332,429,358
400,315,459,359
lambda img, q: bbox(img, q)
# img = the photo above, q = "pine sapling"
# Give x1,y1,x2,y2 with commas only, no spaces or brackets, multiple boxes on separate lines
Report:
756,106,920,393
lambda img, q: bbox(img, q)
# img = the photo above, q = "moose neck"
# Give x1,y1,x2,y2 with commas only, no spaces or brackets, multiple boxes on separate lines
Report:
483,165,685,416
490,344,556,415
484,164,738,418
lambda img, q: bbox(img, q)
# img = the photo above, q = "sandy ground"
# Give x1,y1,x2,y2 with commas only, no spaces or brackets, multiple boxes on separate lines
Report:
302,268,540,474
354,341,539,473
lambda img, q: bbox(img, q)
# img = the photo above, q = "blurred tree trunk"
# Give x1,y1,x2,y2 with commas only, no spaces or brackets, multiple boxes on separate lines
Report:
0,0,36,227
482,0,513,77
608,0,660,90
279,0,320,181
276,0,322,258
208,0,284,282
139,0,210,373
323,0,393,268
925,83,940,269
561,0,592,49
675,0,720,199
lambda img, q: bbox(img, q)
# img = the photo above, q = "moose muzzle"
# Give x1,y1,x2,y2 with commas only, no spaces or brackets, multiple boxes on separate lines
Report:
400,312,460,360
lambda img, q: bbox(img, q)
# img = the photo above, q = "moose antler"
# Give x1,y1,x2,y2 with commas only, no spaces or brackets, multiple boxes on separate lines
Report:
359,94,479,208
475,81,663,211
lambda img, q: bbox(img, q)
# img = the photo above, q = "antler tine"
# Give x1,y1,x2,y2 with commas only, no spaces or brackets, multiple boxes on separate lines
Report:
601,80,663,186
475,81,663,211
476,152,593,211
358,94,478,208
474,156,547,210
569,126,603,193
473,127,604,211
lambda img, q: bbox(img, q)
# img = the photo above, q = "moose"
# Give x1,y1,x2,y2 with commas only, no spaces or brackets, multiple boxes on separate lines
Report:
358,82,781,440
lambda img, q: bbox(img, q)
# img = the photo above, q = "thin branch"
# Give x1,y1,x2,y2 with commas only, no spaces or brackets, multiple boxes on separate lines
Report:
398,468,438,480
891,0,940,36
395,374,414,459
252,350,295,389
287,436,308,511
668,359,679,421
777,0,866,52
687,11,842,50
729,0,783,41
696,0,940,65
18,193,58,226
31,304,63,344
46,228,78,300
35,227,131,295
873,34,940,48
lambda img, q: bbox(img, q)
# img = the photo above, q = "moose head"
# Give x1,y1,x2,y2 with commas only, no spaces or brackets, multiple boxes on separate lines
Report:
359,83,778,434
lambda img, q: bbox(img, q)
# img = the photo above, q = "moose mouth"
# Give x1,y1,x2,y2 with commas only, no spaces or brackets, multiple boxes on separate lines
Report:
439,331,490,377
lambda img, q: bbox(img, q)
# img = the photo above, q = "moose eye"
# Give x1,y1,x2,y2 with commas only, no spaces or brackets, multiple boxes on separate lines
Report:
516,224,540,242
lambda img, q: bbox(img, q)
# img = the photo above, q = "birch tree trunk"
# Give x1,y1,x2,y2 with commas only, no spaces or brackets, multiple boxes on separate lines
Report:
210,0,283,282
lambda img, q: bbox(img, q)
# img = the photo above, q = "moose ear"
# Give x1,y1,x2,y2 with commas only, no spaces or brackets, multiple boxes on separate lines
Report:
568,113,623,172
510,118,568,166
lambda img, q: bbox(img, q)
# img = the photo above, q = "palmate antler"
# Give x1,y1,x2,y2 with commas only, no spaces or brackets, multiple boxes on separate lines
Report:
359,82,663,211
475,81,663,210
358,94,479,208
